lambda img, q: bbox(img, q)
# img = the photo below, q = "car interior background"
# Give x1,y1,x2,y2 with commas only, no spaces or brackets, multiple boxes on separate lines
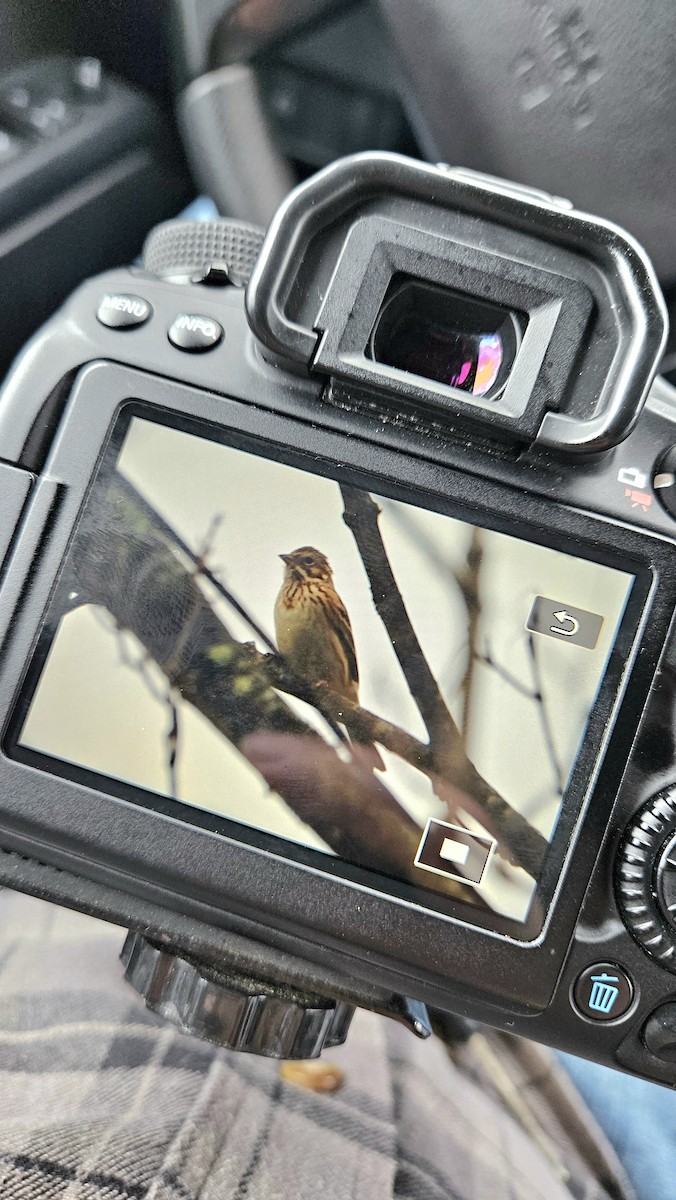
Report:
1,3,676,1200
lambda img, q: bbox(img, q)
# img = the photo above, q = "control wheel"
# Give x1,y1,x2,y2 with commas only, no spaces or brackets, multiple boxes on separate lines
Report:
616,785,676,968
142,218,265,288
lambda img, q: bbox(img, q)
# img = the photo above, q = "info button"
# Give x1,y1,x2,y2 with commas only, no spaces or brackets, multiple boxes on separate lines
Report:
168,313,223,352
414,819,496,885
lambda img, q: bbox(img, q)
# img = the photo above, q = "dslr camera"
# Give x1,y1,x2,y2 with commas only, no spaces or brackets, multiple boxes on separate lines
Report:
2,152,676,1084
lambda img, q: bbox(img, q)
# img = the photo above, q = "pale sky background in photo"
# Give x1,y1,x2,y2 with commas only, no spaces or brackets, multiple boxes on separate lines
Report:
20,415,634,921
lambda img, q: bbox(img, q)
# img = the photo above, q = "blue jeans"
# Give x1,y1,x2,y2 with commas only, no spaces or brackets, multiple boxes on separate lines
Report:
559,1053,676,1200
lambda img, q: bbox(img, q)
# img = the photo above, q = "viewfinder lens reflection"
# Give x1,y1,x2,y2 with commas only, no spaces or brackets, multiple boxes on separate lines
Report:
369,278,524,400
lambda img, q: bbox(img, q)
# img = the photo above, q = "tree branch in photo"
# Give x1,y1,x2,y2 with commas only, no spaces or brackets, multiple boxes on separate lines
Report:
340,485,457,746
339,484,547,878
527,634,566,797
475,640,566,799
457,528,483,739
298,684,547,877
123,478,350,750
165,688,179,798
71,472,480,904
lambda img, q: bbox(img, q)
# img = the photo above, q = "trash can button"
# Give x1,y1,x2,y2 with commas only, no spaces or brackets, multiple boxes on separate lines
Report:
573,963,634,1022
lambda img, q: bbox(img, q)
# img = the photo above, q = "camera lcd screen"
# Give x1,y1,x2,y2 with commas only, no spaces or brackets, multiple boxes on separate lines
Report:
13,411,636,933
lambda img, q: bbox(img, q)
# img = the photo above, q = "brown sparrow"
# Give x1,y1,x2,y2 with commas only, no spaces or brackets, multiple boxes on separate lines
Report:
274,546,383,768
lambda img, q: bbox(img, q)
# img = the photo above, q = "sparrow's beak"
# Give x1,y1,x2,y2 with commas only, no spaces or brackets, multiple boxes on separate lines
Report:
280,553,293,566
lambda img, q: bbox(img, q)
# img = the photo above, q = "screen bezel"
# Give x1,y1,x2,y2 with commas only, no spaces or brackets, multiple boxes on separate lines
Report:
0,361,671,1014
5,394,648,940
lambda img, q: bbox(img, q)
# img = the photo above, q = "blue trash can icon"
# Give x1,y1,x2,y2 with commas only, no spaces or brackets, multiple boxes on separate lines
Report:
588,973,620,1015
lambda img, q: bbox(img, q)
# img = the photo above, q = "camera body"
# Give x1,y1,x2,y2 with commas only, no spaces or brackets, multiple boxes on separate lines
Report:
2,153,676,1082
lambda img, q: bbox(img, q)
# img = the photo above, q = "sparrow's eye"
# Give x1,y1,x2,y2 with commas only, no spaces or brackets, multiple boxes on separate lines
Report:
302,556,314,566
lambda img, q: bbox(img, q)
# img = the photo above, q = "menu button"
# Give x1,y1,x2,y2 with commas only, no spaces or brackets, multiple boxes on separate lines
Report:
97,293,152,329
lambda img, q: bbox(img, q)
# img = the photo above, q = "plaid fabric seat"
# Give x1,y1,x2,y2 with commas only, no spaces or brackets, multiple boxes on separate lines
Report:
0,889,633,1200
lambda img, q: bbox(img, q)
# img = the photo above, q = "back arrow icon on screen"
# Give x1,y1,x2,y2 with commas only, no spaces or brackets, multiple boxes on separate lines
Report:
550,609,580,636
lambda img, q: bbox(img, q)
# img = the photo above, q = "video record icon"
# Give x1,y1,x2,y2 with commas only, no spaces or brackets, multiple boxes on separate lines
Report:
414,819,496,885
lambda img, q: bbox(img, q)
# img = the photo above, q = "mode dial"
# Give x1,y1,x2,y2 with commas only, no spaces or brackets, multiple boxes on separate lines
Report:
617,786,676,968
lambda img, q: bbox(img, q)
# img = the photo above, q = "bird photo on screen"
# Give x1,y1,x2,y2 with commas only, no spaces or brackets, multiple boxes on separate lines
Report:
274,546,384,769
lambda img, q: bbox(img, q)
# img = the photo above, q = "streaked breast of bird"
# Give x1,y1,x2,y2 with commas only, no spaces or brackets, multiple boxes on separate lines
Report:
274,583,358,704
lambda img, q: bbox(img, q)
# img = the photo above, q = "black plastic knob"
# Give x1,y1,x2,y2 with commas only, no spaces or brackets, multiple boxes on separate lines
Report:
654,446,676,521
656,832,676,919
121,932,354,1060
616,785,676,968
642,1003,676,1062
142,219,265,288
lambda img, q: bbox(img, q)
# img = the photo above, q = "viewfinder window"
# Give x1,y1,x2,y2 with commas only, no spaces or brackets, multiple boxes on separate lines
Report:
369,277,526,400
